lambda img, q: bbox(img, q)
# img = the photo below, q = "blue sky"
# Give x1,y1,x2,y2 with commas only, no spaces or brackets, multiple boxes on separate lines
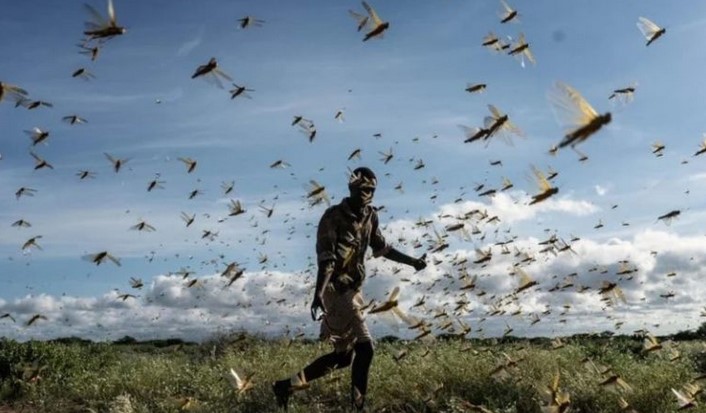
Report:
2,0,706,342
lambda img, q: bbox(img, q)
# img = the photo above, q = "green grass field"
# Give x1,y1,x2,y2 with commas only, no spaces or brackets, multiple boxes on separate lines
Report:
2,333,706,413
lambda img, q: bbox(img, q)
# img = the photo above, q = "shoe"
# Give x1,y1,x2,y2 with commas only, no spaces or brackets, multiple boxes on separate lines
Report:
352,393,366,412
353,400,367,413
272,380,291,411
352,384,366,412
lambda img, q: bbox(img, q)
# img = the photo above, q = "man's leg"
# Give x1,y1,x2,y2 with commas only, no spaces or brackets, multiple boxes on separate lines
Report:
302,349,354,381
345,290,374,411
273,349,353,410
351,340,374,410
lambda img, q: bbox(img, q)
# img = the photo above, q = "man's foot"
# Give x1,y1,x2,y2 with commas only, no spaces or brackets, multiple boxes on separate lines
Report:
353,400,367,412
352,393,366,412
272,380,291,411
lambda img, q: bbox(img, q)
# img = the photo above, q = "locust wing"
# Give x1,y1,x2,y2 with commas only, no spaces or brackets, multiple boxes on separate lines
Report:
637,17,661,39
362,1,383,27
548,81,599,134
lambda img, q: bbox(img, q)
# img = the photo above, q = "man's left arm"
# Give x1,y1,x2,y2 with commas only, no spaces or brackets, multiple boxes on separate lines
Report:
383,248,427,271
369,211,426,271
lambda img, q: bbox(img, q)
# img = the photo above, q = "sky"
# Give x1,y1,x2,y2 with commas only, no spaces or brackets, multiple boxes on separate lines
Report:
1,0,706,343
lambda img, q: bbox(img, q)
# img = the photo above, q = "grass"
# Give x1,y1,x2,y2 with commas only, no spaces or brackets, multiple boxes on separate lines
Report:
1,334,706,412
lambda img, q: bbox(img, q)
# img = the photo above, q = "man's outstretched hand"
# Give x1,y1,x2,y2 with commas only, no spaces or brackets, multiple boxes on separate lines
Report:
310,294,326,321
413,253,427,271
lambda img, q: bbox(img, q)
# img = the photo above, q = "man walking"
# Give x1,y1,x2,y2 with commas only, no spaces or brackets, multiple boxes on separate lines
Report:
273,167,427,411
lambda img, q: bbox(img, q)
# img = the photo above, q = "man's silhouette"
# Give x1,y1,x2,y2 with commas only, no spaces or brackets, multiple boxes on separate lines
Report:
273,167,427,411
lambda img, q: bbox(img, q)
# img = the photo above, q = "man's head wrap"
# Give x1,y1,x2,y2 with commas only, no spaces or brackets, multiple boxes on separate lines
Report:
348,167,377,191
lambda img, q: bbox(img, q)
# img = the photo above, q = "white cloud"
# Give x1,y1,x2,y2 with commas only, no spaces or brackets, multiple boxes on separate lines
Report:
176,30,203,57
594,184,607,196
687,172,706,183
434,192,599,226
2,228,704,342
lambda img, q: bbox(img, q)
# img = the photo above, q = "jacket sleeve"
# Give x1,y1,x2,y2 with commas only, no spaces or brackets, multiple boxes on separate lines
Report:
316,208,338,263
369,210,391,258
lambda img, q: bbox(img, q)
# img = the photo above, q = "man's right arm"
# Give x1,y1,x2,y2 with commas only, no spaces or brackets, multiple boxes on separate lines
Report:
310,259,335,321
312,208,337,320
314,259,335,299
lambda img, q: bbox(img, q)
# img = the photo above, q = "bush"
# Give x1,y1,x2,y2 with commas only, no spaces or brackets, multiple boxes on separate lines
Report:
1,335,706,412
